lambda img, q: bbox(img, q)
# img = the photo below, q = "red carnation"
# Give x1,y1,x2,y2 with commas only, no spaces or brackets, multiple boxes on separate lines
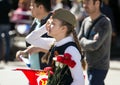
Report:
54,53,76,68
44,67,54,75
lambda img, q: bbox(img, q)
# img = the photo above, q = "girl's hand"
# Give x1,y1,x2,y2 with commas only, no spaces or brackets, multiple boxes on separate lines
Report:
16,50,27,60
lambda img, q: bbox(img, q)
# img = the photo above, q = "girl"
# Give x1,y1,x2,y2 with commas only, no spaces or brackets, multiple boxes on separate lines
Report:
43,8,85,85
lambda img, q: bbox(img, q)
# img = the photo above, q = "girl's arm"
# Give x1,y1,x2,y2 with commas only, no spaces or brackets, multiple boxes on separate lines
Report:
65,46,85,85
25,24,55,50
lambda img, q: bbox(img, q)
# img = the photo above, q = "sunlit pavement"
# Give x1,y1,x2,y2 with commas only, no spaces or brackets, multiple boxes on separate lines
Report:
0,59,120,85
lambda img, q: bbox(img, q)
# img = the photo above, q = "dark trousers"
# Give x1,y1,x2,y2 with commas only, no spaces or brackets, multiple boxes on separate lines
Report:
87,68,108,85
0,24,10,62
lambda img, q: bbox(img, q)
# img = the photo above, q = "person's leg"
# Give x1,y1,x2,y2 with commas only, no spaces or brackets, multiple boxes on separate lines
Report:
0,32,3,61
3,25,11,62
0,25,4,61
87,68,108,85
4,31,10,62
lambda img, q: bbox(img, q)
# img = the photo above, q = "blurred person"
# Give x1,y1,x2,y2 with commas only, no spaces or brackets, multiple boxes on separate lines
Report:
61,0,72,10
10,0,31,23
10,0,32,35
51,0,56,10
101,0,117,45
7,0,19,31
70,0,88,34
10,0,19,10
43,8,84,85
78,0,112,85
109,0,120,36
0,0,12,63
16,0,52,69
52,0,63,11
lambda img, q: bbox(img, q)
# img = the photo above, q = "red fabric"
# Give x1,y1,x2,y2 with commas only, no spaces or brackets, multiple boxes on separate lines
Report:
56,53,76,68
14,68,48,85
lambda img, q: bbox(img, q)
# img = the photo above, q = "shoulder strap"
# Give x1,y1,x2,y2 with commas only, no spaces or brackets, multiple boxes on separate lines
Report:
86,15,104,39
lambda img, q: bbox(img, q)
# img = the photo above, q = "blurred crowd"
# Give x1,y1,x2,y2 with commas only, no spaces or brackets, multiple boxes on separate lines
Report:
0,0,120,62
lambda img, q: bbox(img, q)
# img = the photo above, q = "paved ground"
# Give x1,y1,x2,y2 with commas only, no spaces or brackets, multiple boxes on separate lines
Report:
0,59,120,85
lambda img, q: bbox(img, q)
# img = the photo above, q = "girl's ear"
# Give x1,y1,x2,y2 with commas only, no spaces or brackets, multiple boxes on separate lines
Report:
61,25,67,33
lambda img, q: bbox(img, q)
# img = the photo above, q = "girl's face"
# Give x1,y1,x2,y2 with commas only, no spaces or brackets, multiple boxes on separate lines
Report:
46,18,65,38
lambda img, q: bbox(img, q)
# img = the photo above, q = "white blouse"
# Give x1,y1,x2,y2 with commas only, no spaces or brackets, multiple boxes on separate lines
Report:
55,36,85,85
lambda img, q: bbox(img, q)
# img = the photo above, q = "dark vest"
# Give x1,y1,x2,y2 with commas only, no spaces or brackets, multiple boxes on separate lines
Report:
47,42,78,85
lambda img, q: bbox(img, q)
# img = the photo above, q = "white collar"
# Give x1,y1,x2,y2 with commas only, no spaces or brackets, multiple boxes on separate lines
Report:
54,36,74,47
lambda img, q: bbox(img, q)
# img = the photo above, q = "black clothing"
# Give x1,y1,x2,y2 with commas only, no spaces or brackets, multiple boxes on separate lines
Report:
47,42,78,85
